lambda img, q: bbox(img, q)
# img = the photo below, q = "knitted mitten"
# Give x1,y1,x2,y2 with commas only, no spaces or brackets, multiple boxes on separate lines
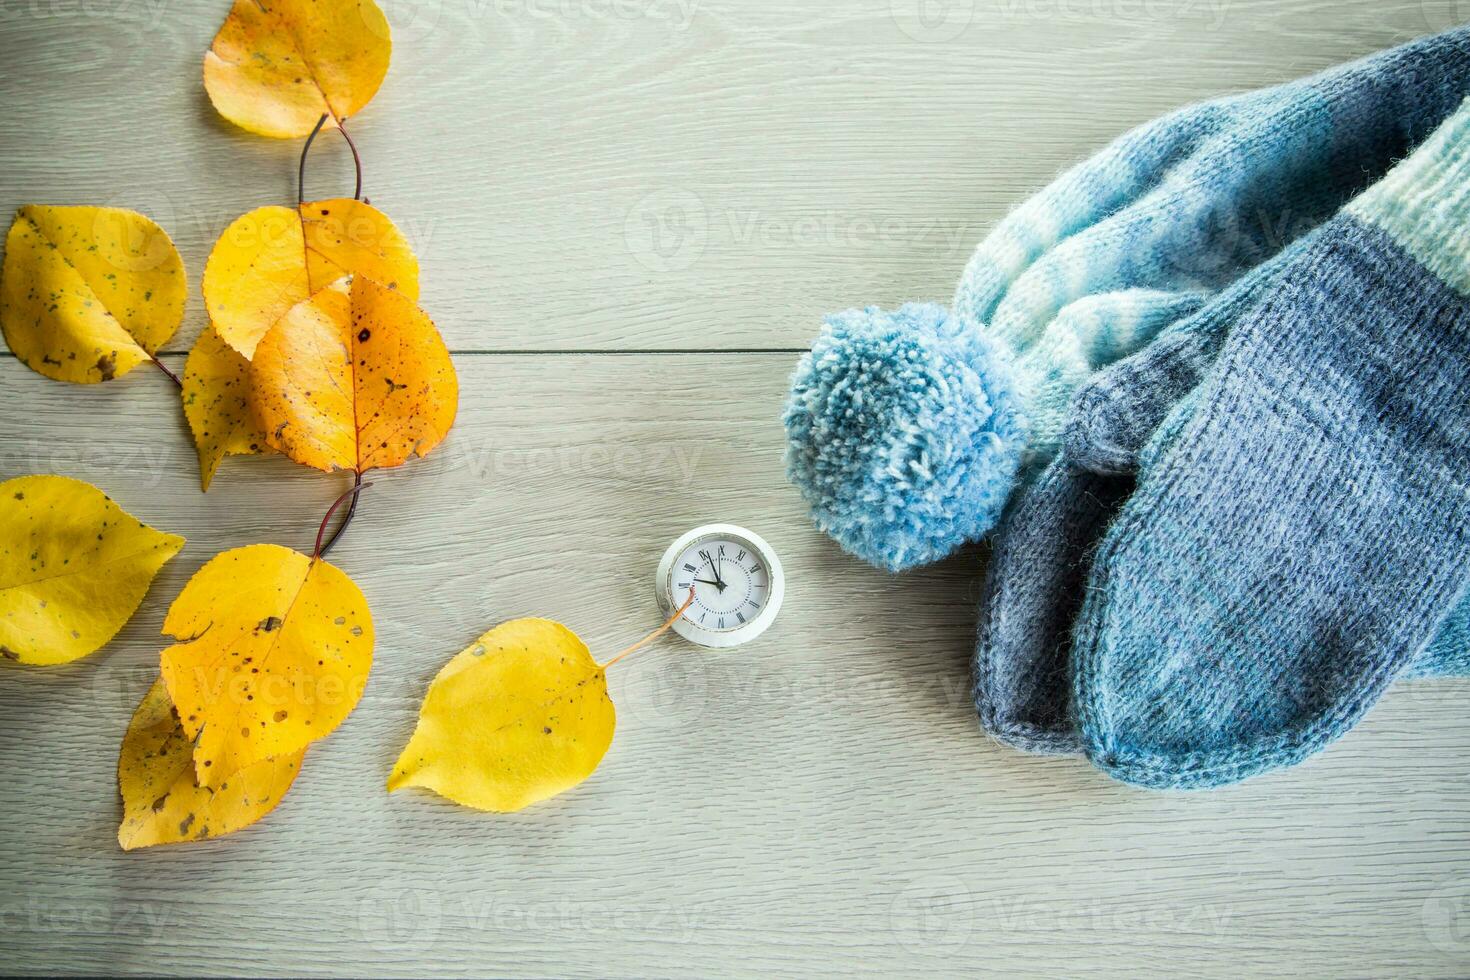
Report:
972,460,1129,755
975,237,1316,753
1071,100,1470,789
976,380,1470,758
784,28,1470,572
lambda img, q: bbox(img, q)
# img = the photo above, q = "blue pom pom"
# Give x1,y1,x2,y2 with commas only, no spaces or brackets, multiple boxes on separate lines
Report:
784,303,1027,572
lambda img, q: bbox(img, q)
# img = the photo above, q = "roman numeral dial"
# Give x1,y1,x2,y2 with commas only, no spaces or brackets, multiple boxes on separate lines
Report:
656,524,786,649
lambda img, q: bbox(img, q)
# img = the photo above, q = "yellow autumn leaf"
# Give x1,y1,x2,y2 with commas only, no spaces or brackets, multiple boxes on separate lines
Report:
388,619,617,812
250,275,458,474
0,206,186,383
159,543,373,786
202,199,419,359
182,324,270,491
117,678,304,850
204,0,392,139
0,475,184,665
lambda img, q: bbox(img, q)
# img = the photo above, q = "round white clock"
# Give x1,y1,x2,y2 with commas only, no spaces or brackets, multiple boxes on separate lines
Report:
655,524,785,648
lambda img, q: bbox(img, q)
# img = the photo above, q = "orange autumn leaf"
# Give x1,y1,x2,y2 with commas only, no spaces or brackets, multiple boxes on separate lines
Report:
159,543,374,787
203,0,392,139
117,678,304,850
202,200,419,359
250,275,458,474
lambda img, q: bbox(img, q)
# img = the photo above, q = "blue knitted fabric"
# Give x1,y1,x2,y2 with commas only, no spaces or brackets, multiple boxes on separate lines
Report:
975,237,1321,754
975,347,1470,758
1072,100,1470,789
784,27,1470,571
1061,233,1321,477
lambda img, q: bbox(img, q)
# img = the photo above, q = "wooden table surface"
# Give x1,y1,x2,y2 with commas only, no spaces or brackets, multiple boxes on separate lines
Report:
4,1,1470,976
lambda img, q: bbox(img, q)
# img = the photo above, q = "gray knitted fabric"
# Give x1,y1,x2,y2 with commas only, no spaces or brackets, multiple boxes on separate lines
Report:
1075,190,1470,787
974,230,1470,760
975,244,1310,755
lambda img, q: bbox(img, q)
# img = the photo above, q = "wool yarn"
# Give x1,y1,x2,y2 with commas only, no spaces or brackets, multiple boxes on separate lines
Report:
784,28,1470,571
974,236,1321,753
975,336,1470,759
979,143,1470,763
1072,99,1470,788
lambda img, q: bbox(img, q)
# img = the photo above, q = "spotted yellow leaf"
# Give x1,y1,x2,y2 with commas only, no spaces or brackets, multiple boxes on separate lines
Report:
202,200,419,359
159,543,373,786
250,275,458,474
0,205,186,383
0,475,184,665
117,678,304,850
388,618,617,812
182,324,270,491
204,0,392,139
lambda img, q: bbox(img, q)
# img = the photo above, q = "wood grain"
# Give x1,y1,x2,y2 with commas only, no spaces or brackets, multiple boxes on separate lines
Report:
0,0,1462,352
1,355,1469,977
5,0,1470,975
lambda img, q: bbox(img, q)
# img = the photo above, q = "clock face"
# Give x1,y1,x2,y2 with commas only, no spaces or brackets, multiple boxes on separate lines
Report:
670,537,771,633
656,525,784,648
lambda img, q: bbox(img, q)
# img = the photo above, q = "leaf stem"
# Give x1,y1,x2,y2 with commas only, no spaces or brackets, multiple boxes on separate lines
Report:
337,117,364,201
314,472,370,560
148,352,182,388
602,588,696,670
298,114,329,206
298,113,364,205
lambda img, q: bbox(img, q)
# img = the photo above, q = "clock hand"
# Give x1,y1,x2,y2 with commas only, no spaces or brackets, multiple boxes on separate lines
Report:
693,577,722,587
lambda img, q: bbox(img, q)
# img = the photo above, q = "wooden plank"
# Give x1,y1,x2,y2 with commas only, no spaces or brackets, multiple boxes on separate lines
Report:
0,0,1459,351
7,0,1470,974
1,353,1468,977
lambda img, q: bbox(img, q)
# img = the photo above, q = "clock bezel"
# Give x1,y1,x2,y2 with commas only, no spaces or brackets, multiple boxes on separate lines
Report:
655,523,784,648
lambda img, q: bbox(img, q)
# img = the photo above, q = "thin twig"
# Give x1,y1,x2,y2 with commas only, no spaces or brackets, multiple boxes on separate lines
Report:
297,113,364,204
314,472,370,560
149,352,182,388
336,117,364,201
602,589,696,670
298,113,330,206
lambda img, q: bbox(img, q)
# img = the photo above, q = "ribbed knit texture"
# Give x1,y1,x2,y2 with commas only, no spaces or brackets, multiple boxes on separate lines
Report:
976,374,1470,758
972,235,1325,753
973,460,1129,755
1060,231,1321,477
1413,598,1470,678
1070,100,1470,788
784,27,1470,572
